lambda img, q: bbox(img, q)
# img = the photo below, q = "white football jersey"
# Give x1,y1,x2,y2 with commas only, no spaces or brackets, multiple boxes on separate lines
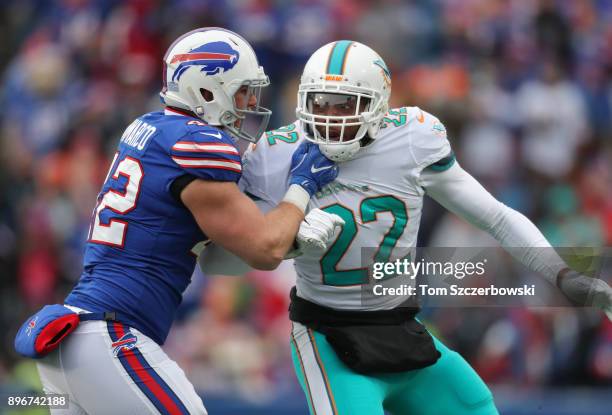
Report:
240,107,453,310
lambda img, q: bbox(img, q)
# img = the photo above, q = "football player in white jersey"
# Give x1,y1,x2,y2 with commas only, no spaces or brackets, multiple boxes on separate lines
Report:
201,41,612,415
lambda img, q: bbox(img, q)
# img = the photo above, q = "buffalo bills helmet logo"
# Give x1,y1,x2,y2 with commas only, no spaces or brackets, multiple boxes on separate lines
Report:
171,41,240,82
111,333,138,356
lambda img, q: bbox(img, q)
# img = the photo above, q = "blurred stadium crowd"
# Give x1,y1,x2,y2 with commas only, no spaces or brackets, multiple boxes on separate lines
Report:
0,0,611,412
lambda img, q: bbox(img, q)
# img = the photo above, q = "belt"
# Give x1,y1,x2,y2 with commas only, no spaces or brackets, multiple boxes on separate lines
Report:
289,287,419,327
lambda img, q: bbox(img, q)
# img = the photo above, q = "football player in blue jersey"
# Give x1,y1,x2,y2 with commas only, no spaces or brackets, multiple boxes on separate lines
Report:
32,28,341,415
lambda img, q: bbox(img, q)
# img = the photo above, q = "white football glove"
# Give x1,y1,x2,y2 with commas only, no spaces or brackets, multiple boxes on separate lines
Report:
296,208,345,253
557,269,612,322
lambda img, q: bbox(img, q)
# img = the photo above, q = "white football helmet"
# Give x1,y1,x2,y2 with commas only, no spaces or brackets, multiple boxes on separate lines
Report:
296,41,391,161
160,28,271,142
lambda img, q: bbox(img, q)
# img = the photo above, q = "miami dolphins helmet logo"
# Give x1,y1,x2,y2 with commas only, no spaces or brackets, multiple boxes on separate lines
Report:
373,59,391,87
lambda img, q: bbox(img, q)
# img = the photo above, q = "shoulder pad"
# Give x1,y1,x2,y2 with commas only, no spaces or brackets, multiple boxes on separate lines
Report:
410,107,447,139
240,123,301,204
405,107,452,168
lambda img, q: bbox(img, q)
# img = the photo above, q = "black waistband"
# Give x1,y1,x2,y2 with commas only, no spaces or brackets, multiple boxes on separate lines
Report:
289,287,419,327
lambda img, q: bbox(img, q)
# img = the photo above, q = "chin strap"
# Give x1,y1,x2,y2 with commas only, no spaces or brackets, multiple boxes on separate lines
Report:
360,133,375,147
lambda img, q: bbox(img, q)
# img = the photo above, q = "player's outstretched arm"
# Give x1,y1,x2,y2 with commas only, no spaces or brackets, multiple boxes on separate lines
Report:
182,180,302,269
182,141,338,270
422,162,612,319
197,207,345,276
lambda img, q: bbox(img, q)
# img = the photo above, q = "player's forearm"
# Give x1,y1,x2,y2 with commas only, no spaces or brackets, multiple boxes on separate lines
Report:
237,185,306,269
481,204,568,283
182,180,299,270
422,162,568,283
212,204,301,270
198,197,304,274
202,209,300,270
253,201,304,267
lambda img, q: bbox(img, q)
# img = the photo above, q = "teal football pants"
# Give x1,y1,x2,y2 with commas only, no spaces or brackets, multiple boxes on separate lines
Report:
290,322,499,415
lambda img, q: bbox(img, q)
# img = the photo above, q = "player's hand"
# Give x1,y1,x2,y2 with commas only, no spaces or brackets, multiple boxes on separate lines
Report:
296,209,345,252
557,269,612,321
289,141,338,196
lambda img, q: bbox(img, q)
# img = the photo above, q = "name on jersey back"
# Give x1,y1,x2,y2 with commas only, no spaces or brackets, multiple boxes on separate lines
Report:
120,119,157,151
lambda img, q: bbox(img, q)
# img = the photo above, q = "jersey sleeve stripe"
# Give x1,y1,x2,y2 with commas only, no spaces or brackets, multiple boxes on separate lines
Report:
172,141,239,155
171,156,242,172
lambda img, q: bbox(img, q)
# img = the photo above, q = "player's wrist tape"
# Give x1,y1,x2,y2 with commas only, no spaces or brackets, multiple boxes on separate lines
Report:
282,184,310,213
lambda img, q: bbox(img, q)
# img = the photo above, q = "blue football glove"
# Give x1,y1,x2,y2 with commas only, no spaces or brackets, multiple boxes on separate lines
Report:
289,141,338,197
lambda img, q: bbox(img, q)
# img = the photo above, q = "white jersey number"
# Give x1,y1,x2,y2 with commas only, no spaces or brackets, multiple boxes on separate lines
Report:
89,155,144,247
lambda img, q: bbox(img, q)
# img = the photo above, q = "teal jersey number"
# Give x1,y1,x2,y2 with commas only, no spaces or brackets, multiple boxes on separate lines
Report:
266,124,299,145
381,107,408,128
320,195,408,286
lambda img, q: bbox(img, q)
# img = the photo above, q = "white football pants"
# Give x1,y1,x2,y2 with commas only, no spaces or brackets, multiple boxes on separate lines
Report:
36,311,207,415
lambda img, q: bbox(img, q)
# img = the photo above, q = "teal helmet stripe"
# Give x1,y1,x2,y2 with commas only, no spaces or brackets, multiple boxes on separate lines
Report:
326,40,353,75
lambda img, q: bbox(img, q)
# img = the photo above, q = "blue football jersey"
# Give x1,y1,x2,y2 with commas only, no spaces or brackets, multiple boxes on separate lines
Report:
66,109,242,344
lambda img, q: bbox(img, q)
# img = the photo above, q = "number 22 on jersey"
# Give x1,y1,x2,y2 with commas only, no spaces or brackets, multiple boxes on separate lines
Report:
321,195,408,286
89,153,144,247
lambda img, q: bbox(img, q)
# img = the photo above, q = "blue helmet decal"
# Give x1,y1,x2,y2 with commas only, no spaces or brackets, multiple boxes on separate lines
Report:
170,41,240,82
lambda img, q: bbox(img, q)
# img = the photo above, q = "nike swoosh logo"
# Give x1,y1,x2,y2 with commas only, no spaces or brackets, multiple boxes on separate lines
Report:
416,110,425,123
311,164,334,173
199,131,223,139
